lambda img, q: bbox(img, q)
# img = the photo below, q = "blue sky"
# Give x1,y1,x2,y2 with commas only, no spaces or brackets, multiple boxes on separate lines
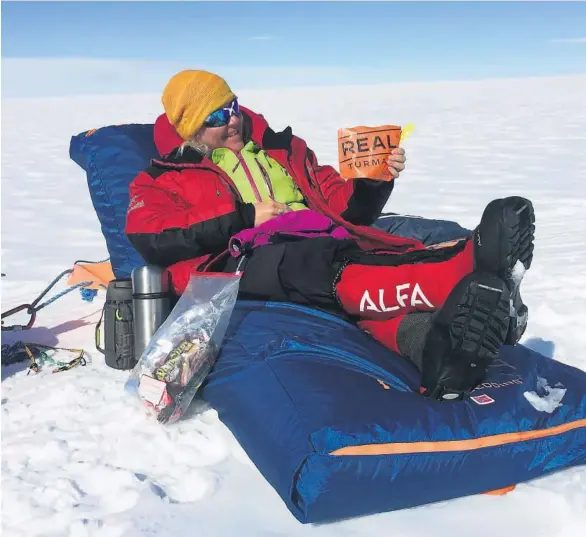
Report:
2,1,586,97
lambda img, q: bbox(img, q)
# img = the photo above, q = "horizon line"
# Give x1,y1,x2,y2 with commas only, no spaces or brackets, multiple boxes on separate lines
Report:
3,72,586,102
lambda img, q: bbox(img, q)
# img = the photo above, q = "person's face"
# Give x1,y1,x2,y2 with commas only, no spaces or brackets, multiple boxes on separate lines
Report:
197,98,244,153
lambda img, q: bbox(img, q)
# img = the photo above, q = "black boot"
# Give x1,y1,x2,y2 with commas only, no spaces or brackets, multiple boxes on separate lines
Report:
417,196,535,400
473,196,535,344
420,272,511,400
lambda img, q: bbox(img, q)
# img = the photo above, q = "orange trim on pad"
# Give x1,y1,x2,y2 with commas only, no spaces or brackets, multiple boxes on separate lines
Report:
483,485,516,496
330,418,586,456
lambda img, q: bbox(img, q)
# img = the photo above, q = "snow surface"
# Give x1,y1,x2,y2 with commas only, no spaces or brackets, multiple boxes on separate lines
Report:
2,75,586,536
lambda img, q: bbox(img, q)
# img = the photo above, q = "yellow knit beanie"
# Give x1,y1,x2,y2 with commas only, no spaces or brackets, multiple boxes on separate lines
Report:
161,70,236,140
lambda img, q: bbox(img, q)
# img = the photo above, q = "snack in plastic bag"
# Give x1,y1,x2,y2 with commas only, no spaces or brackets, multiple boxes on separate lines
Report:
337,125,402,181
125,273,241,424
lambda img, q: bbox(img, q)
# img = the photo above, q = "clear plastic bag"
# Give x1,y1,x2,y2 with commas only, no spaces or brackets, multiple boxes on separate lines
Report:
125,273,241,425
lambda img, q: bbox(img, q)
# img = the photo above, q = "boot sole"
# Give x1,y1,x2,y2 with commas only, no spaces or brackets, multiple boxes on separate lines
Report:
476,196,535,276
501,197,535,274
501,198,535,344
422,272,511,400
475,197,535,345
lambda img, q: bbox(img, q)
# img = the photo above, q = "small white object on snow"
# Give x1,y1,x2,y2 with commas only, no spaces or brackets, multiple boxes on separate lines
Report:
523,376,567,413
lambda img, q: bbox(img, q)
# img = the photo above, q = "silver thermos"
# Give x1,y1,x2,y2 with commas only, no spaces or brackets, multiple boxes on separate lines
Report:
131,265,172,361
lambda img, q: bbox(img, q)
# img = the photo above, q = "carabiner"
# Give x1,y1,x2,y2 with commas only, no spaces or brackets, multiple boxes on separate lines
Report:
1,304,37,331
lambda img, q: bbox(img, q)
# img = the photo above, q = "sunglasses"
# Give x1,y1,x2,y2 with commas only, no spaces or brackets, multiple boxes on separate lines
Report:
203,98,240,128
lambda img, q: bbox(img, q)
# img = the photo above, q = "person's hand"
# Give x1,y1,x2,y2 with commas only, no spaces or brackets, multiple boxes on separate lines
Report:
253,200,291,226
387,147,406,179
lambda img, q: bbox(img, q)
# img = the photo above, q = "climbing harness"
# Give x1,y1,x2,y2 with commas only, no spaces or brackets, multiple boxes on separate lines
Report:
1,340,87,375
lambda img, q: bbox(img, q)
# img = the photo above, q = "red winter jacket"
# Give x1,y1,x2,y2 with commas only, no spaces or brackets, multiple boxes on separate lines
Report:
126,107,425,294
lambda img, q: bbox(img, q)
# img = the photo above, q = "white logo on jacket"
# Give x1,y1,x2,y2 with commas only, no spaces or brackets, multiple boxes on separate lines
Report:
359,283,434,313
128,195,145,213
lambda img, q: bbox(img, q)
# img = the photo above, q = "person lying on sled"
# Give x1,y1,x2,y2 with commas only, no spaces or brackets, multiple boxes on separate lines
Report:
125,69,535,401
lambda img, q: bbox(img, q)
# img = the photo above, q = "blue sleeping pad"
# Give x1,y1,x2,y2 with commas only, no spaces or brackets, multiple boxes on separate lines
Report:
70,124,157,278
202,301,586,523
